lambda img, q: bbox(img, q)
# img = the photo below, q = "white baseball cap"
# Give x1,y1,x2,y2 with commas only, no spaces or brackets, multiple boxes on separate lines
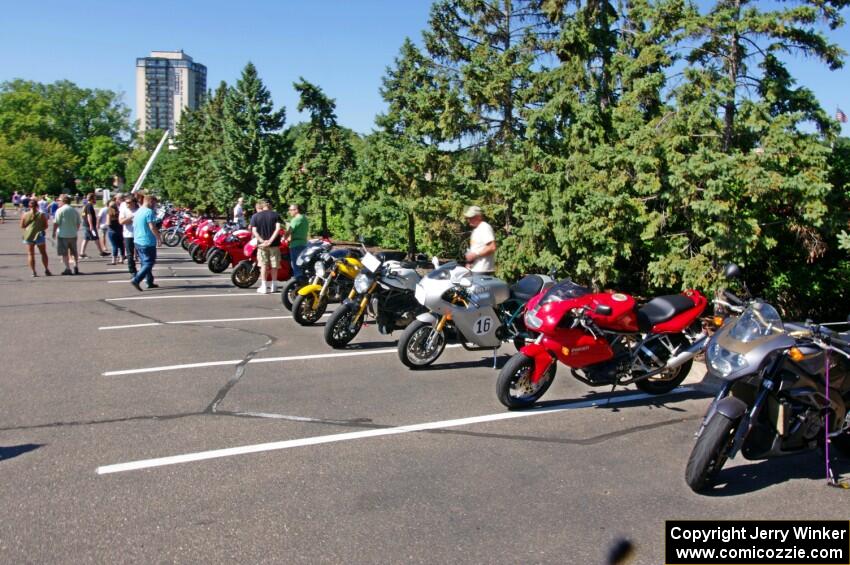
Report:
463,205,483,218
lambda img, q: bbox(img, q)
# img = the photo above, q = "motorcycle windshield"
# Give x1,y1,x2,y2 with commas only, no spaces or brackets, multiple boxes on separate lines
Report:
539,279,590,306
728,302,784,344
426,262,458,280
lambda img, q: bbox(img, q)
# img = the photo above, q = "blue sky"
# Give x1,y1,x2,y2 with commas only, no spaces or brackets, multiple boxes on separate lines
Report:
2,0,848,135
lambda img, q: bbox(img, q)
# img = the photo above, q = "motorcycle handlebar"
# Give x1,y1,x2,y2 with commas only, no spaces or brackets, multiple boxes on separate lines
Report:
722,290,744,306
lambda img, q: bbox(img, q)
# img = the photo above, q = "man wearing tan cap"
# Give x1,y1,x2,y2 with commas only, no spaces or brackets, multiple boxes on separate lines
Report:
463,205,496,274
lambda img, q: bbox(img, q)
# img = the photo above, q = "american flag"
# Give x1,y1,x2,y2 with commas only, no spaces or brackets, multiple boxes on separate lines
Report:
838,108,848,123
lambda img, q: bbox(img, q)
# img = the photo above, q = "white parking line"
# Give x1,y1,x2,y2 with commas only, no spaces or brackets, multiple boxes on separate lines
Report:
98,313,330,331
106,277,230,283
106,292,264,302
96,387,693,474
101,345,462,376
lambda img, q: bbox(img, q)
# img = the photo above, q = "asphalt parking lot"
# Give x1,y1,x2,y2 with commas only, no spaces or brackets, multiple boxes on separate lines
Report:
0,218,847,564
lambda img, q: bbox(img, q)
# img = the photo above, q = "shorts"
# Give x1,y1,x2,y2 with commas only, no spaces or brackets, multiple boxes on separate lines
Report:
83,228,99,241
257,245,281,268
57,237,78,256
23,233,45,245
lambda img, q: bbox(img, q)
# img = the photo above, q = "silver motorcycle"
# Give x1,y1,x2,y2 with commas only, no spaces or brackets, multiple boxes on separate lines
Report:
397,261,555,368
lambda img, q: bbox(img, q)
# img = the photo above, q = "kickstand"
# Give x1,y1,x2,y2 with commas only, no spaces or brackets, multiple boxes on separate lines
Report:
827,461,850,489
605,383,617,406
492,348,498,369
823,350,849,490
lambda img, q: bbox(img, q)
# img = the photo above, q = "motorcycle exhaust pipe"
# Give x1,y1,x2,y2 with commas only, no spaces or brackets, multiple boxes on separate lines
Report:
664,332,708,371
626,332,708,384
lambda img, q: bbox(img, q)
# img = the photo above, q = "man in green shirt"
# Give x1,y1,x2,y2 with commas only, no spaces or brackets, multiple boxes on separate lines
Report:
286,203,309,277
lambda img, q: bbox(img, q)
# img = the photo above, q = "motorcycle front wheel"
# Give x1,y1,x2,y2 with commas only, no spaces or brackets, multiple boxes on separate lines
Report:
292,294,328,326
280,279,302,311
208,249,230,273
496,353,556,409
684,413,739,493
397,320,446,369
162,229,180,247
324,302,364,348
180,235,191,251
231,261,259,288
191,244,207,264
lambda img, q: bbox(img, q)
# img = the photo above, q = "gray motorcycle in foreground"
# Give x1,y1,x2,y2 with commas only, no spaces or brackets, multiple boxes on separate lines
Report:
685,289,850,492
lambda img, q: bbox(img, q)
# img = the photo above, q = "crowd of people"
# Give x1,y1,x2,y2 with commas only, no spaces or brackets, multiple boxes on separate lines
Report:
12,190,159,281
6,191,497,289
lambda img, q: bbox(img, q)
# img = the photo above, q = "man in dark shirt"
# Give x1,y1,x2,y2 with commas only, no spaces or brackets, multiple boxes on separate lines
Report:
249,200,282,294
79,193,108,258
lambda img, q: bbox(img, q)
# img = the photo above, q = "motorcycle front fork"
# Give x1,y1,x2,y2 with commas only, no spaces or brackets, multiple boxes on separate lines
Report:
426,314,450,350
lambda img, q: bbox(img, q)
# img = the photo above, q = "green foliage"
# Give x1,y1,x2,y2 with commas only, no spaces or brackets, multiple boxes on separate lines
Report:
280,78,354,236
0,135,78,194
0,79,131,192
220,63,286,206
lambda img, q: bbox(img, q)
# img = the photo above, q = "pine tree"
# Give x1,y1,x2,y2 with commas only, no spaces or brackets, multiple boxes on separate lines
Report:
220,63,285,207
280,79,354,237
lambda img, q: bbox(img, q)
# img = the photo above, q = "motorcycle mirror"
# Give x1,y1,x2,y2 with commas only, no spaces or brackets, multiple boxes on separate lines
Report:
595,304,613,316
432,257,440,269
722,263,742,280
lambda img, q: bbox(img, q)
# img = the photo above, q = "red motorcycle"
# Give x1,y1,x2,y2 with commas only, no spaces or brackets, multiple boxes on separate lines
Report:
207,226,253,273
231,238,292,289
496,279,708,409
187,220,221,263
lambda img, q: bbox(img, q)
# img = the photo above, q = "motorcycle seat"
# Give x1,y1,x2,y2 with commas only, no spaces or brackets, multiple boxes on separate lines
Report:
637,294,695,332
377,251,407,263
510,275,547,302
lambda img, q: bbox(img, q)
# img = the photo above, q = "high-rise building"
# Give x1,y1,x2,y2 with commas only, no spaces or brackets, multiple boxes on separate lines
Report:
135,50,207,134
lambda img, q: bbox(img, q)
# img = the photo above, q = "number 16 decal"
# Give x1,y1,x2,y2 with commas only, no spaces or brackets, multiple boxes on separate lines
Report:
474,316,492,334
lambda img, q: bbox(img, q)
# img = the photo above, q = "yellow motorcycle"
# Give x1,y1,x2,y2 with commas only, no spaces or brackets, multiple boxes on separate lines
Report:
291,248,363,326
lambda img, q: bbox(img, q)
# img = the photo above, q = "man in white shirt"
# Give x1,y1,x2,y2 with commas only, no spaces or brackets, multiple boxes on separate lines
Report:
463,205,496,274
233,197,245,227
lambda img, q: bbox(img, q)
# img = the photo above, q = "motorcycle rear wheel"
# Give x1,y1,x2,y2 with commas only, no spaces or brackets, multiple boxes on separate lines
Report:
191,244,206,264
324,303,364,348
685,413,739,493
208,249,230,273
634,358,693,395
162,230,180,247
397,320,447,369
292,294,328,326
496,353,556,410
231,261,259,288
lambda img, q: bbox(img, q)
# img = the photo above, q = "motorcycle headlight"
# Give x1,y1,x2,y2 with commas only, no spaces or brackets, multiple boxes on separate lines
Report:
525,308,544,330
354,273,372,294
706,341,748,378
314,261,326,278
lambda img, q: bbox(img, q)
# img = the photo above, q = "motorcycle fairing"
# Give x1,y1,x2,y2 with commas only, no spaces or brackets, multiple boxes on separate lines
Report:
415,312,440,325
543,328,614,369
452,305,502,348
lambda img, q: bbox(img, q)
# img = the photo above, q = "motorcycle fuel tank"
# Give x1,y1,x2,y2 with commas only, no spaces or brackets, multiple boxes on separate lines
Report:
469,275,510,307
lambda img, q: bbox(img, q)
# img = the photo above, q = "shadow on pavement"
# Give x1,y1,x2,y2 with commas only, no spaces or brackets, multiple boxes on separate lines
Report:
703,453,850,497
0,443,43,462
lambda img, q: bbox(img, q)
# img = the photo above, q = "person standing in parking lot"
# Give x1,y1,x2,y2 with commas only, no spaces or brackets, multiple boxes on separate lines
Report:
463,205,497,275
20,199,51,277
286,203,309,278
119,194,138,275
233,197,245,227
52,195,81,275
250,200,282,294
129,194,161,292
79,193,108,258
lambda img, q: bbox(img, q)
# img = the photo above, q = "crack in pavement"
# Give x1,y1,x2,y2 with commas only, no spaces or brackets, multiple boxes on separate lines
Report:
100,297,278,416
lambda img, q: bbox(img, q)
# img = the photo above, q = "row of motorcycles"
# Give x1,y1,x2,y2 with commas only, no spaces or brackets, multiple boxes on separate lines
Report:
159,208,293,288
159,207,850,493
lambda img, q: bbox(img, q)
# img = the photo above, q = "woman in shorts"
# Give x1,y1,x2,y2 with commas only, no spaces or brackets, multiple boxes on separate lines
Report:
20,199,51,277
